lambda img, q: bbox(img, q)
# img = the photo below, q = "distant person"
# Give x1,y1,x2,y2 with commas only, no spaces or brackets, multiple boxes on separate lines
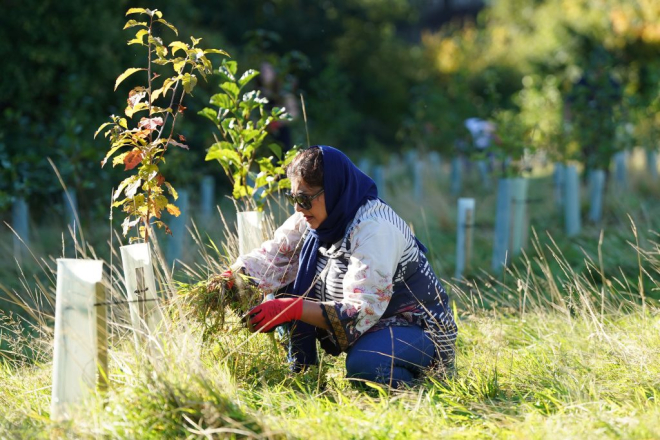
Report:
215,146,457,388
464,117,497,154
464,117,499,174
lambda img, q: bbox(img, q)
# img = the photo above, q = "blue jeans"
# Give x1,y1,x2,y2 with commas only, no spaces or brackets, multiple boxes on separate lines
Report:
345,325,436,388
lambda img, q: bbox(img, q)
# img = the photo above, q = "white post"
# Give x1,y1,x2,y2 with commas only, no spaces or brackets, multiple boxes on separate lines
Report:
510,177,529,256
166,189,189,265
120,243,163,347
564,164,581,237
588,169,605,223
492,178,512,272
455,198,475,279
51,259,104,420
200,175,215,225
11,196,30,263
237,211,265,255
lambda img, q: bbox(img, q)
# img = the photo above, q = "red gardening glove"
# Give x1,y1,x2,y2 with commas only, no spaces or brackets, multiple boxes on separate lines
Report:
247,297,303,333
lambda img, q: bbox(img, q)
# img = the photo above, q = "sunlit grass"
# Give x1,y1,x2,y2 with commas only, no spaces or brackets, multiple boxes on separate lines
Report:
1,151,659,438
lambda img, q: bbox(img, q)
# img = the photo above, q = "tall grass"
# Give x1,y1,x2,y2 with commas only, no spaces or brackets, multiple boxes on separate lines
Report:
1,154,659,438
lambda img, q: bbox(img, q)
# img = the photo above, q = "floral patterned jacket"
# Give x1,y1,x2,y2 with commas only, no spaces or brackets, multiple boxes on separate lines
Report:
236,199,457,365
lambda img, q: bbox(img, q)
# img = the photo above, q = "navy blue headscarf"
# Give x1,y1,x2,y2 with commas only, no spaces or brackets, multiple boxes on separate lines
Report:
292,146,378,297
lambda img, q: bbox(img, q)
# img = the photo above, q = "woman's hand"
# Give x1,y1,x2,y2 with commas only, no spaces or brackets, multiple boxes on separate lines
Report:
246,297,303,333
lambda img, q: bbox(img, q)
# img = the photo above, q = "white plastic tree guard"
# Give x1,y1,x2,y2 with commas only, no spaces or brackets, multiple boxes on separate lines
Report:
612,151,627,190
237,211,265,255
450,157,462,196
11,196,30,263
413,161,424,202
588,169,606,223
564,164,581,237
455,198,475,279
492,178,512,272
166,189,189,265
120,243,163,346
553,163,565,209
647,149,658,180
373,165,387,201
476,160,491,189
200,175,216,224
358,158,371,177
51,259,106,421
510,177,529,256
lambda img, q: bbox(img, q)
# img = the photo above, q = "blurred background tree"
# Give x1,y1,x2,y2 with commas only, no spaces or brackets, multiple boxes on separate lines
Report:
1,0,659,222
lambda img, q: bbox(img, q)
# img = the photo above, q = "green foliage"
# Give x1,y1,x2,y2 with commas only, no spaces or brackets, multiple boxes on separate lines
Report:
200,60,298,210
98,8,228,241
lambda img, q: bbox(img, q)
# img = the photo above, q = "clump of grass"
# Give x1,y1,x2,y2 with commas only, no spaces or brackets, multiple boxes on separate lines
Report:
173,271,263,342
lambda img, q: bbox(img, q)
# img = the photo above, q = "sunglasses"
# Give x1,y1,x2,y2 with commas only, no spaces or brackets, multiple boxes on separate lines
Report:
285,188,324,210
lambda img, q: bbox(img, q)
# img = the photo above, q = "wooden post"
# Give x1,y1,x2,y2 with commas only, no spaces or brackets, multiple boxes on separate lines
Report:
564,164,581,237
588,169,605,223
450,157,462,196
11,196,29,263
120,243,163,347
200,175,215,225
510,177,529,256
237,211,265,255
553,163,565,209
51,259,104,420
492,178,512,272
455,198,475,279
166,189,189,265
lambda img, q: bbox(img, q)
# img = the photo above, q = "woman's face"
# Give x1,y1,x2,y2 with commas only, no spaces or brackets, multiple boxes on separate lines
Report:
290,176,327,229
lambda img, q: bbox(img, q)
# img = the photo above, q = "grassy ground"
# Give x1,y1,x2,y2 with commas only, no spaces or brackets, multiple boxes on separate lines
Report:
1,150,659,438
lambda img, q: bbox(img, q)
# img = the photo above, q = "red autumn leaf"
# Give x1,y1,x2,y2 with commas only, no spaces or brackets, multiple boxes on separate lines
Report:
156,174,166,186
138,117,164,131
168,139,189,150
124,149,144,170
177,104,187,113
178,134,186,142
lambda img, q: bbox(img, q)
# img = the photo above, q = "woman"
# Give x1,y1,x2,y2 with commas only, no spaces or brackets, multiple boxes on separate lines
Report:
224,146,457,387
